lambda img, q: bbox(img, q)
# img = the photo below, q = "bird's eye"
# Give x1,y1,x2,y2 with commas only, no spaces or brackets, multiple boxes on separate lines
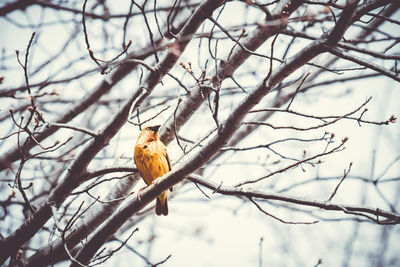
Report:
143,145,148,149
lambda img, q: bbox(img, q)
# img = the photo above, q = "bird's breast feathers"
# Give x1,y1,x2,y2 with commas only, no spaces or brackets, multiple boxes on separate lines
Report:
134,141,170,185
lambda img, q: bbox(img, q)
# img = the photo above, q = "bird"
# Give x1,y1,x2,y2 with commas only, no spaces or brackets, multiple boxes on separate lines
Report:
134,125,171,216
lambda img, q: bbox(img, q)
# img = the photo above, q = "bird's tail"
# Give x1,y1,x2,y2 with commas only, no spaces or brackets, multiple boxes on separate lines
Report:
155,192,168,216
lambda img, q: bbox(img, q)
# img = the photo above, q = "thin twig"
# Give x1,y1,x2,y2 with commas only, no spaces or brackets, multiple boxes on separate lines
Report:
286,71,311,110
91,228,139,265
249,197,319,224
173,98,186,153
235,138,348,187
328,162,353,202
45,122,98,137
128,106,170,127
152,254,172,267
82,0,102,69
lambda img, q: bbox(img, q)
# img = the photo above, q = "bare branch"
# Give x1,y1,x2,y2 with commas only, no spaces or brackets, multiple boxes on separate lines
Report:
328,162,353,202
188,174,400,224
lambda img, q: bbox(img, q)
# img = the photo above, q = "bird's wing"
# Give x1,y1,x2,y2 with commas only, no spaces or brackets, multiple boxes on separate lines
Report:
162,144,173,192
163,147,172,172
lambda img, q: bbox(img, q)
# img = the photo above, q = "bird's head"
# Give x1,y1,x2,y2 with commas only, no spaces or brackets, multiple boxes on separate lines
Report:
138,125,161,142
146,125,161,133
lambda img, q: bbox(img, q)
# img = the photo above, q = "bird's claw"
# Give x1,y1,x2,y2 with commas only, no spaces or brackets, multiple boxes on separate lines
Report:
137,186,146,202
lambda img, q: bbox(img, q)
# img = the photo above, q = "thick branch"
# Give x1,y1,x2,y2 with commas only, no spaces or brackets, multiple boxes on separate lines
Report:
159,0,304,145
327,47,400,82
0,0,225,264
24,174,139,267
69,23,329,267
327,0,360,46
0,40,156,172
0,0,39,16
214,0,399,159
68,4,364,262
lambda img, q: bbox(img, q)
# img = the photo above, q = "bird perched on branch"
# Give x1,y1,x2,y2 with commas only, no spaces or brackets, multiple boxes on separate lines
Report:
134,125,171,215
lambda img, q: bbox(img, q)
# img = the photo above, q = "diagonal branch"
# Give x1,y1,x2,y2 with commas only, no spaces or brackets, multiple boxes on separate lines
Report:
66,4,365,263
0,0,226,265
24,173,140,267
327,47,400,82
67,22,340,267
212,0,399,163
0,39,157,172
159,0,304,145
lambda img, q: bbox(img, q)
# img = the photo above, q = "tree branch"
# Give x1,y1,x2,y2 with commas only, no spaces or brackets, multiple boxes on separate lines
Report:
187,174,400,224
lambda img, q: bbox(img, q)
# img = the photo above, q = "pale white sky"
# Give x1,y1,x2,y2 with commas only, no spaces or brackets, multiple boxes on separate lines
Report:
1,1,399,267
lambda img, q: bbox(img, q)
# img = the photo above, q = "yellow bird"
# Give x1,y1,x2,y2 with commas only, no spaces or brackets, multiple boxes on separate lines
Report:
134,125,171,215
